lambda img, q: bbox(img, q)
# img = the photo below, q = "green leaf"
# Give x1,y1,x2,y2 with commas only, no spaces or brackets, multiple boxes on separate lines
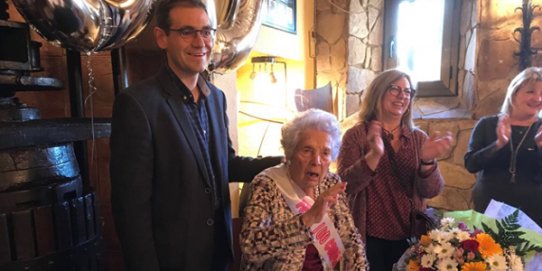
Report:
484,209,542,257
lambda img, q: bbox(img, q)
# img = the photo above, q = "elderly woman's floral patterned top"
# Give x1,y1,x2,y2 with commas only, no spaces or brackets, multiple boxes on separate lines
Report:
239,167,369,271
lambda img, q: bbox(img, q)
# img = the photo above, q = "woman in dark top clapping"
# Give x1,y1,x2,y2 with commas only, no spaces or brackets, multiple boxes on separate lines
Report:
465,67,542,226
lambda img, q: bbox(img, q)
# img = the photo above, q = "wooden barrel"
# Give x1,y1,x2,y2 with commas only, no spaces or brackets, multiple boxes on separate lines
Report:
0,191,103,271
0,100,104,270
0,144,80,192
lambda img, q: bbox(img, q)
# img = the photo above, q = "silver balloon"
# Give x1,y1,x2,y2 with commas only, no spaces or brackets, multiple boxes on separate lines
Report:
209,0,264,74
201,0,217,31
215,0,238,29
12,0,107,51
97,0,154,50
12,0,154,52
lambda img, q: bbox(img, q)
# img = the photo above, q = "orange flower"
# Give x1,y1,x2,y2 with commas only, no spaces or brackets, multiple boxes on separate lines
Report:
420,235,432,246
460,261,487,271
475,233,503,258
407,259,419,271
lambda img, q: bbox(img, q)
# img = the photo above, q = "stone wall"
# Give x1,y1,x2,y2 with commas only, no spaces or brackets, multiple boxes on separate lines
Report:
314,0,383,120
314,0,350,120
316,0,542,211
345,0,383,117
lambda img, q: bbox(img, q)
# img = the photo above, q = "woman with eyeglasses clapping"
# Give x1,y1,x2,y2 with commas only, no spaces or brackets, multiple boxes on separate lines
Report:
337,69,453,270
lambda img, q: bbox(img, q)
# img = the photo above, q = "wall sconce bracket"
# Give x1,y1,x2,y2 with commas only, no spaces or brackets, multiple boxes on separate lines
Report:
514,0,541,70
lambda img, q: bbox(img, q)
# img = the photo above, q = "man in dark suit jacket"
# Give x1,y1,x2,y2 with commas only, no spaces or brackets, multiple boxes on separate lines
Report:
109,1,281,270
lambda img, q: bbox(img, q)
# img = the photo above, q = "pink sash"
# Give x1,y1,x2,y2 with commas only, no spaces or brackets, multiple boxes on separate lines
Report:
265,164,345,269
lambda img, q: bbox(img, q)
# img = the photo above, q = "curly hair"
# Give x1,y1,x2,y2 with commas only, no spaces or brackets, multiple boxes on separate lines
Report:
281,109,341,161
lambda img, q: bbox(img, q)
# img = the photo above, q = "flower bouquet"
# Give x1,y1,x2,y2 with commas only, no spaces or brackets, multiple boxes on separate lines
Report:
395,210,542,271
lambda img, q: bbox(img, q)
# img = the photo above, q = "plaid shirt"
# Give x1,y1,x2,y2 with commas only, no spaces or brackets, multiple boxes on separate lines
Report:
167,68,219,208
337,122,443,241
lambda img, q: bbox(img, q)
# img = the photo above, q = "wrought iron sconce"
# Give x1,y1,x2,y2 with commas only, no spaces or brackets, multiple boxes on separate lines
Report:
514,0,540,71
243,56,290,156
250,56,287,85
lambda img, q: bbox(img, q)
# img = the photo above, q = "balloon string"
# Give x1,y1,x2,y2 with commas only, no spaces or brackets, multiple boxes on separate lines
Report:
97,15,113,51
84,51,97,177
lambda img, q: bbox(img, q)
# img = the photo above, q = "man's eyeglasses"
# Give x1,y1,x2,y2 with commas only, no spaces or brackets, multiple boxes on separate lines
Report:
387,84,413,97
168,27,216,41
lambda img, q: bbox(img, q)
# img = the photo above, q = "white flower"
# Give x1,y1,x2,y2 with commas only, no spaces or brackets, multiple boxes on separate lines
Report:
429,229,442,241
425,244,441,262
449,227,461,236
485,254,508,271
438,231,453,244
507,252,523,271
432,244,444,254
421,253,436,268
429,229,453,244
448,227,470,242
440,217,455,229
439,242,456,258
455,230,471,242
432,242,455,259
436,257,459,271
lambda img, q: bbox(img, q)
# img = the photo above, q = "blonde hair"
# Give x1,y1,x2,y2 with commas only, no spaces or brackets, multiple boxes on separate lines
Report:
358,69,416,129
501,67,542,117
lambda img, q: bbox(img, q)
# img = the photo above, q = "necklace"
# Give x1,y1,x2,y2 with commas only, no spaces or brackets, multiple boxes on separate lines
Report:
382,125,401,140
508,123,534,183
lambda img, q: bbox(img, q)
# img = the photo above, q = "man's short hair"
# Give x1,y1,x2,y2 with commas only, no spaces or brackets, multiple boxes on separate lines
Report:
154,0,207,34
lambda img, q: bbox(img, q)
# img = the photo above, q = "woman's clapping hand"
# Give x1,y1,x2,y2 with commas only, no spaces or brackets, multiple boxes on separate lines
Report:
496,114,512,149
365,120,384,171
419,131,454,161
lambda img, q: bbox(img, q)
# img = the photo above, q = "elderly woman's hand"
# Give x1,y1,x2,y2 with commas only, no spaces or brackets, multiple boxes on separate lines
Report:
419,131,454,161
301,182,346,227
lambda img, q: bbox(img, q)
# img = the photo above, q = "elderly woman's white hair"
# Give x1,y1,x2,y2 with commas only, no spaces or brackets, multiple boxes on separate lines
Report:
280,109,341,161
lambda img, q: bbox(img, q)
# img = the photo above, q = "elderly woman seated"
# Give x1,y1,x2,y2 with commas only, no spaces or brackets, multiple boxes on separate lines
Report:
239,109,368,270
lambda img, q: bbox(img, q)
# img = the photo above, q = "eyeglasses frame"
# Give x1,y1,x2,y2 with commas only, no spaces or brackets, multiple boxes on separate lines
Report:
387,84,414,97
167,26,217,41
